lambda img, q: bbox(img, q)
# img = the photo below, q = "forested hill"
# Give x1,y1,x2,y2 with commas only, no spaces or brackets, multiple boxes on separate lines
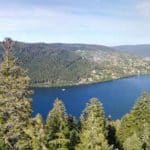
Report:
114,45,150,57
1,38,150,149
0,41,150,87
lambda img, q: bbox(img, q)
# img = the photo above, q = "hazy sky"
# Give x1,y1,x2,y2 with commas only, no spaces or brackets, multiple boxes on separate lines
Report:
0,0,150,45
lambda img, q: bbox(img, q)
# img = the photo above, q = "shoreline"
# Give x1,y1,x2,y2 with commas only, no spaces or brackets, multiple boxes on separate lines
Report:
30,73,149,89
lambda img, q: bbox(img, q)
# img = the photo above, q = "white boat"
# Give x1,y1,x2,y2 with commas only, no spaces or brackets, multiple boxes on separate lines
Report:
62,88,66,91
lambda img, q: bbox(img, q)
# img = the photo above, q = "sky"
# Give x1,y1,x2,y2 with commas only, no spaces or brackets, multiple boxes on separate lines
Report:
0,0,150,45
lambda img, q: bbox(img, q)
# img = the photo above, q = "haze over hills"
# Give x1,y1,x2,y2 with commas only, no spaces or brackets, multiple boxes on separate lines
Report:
114,45,150,57
0,41,150,87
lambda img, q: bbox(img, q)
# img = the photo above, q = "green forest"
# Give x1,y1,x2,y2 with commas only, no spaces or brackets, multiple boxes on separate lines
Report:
0,38,150,150
0,41,150,87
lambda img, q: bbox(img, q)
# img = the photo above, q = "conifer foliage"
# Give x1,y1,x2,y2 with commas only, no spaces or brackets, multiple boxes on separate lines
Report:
46,99,70,149
123,133,142,150
0,38,150,150
117,92,150,149
76,98,110,150
0,38,32,149
24,114,47,150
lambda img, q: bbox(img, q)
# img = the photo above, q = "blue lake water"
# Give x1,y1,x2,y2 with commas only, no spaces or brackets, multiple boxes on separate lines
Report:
32,75,150,120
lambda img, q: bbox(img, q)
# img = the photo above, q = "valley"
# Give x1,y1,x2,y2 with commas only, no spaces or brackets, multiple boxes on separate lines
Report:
0,42,150,87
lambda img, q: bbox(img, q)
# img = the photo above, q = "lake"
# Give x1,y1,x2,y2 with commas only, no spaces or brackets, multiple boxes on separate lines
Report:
32,75,150,120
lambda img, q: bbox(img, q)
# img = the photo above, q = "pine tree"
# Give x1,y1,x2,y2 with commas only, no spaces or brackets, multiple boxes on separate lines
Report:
123,133,142,150
0,140,6,150
0,113,6,150
0,38,32,149
46,98,70,149
107,118,122,149
117,92,150,148
141,123,150,150
68,115,79,150
76,98,110,150
24,114,47,150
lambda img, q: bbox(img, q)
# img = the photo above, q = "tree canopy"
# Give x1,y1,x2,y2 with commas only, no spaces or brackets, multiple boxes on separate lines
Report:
0,38,149,150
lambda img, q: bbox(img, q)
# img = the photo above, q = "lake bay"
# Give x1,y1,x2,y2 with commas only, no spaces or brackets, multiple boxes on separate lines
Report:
32,75,150,120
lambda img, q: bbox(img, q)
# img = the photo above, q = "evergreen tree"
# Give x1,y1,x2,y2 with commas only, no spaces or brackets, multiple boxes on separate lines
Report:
117,92,150,149
141,123,150,150
0,38,32,149
0,114,6,150
107,117,122,149
123,133,142,150
0,140,6,150
46,98,70,149
68,115,79,150
76,98,110,150
24,114,47,150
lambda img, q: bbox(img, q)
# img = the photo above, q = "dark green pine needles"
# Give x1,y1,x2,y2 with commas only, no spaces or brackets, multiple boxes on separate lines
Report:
0,38,32,149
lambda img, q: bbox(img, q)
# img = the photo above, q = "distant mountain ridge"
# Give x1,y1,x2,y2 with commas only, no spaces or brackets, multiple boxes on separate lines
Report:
0,41,150,87
114,45,150,57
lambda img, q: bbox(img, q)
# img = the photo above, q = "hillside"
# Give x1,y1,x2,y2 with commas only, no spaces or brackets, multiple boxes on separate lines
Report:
0,42,150,87
114,45,150,57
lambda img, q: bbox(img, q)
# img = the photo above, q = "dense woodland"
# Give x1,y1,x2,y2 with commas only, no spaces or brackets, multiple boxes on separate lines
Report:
0,38,150,150
0,41,150,87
